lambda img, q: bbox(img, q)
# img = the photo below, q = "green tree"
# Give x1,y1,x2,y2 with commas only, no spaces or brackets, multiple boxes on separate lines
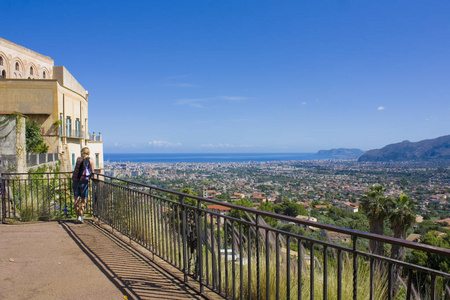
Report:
258,201,278,227
389,194,416,295
215,193,230,202
275,200,307,217
310,208,320,217
230,198,254,220
407,232,450,299
416,220,442,235
180,187,198,206
26,119,48,154
360,184,390,256
255,184,271,192
279,223,305,236
310,200,322,208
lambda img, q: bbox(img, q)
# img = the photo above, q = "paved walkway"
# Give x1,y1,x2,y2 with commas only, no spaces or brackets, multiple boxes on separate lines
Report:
0,220,211,300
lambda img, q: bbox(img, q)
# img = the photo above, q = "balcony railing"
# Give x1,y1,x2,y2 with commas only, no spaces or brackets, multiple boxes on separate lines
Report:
27,153,58,167
89,132,102,142
1,172,450,299
63,130,85,139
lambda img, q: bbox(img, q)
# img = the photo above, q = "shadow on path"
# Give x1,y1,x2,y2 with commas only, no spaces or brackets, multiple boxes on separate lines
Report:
59,220,204,300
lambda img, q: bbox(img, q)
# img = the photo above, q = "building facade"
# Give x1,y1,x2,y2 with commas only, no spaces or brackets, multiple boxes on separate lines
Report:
0,37,103,173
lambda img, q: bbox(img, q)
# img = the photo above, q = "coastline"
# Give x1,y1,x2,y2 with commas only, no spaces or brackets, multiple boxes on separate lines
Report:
103,152,333,163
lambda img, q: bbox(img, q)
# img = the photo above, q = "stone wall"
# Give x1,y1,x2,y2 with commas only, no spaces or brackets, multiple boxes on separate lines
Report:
53,66,88,98
0,114,26,173
0,37,54,79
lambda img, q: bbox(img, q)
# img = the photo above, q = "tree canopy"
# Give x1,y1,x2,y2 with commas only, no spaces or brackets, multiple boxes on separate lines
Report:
26,119,48,154
230,198,254,220
275,200,307,217
180,187,198,206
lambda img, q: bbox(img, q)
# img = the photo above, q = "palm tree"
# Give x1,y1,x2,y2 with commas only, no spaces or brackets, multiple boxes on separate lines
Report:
389,193,415,295
360,184,390,256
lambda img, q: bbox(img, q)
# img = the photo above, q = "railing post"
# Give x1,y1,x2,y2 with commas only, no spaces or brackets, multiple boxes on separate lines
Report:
149,187,154,258
431,274,436,300
310,241,315,300
1,177,5,224
92,174,98,218
181,196,188,283
196,199,204,294
406,269,412,300
353,236,358,300
256,214,261,300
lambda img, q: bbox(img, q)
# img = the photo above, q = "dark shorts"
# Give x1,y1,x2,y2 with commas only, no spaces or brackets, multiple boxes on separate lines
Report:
73,181,89,199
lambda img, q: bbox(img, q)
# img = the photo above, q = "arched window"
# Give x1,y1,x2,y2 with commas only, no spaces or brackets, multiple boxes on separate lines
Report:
15,62,19,71
0,57,3,66
30,67,34,75
1,70,5,79
43,71,46,79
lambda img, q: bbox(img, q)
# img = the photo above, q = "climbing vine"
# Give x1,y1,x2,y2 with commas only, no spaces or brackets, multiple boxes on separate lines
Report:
0,113,20,140
0,114,48,154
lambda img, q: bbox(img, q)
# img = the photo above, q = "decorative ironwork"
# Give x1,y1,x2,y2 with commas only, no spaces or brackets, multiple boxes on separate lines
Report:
2,171,450,299
186,208,198,277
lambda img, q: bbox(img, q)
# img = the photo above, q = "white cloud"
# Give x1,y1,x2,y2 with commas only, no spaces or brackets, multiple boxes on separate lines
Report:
301,102,307,105
149,140,182,147
175,96,252,108
377,106,385,111
175,98,207,108
220,96,251,101
200,143,252,148
114,142,120,147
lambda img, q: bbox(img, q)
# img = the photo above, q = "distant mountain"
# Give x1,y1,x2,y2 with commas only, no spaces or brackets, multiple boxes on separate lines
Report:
358,135,450,162
316,148,365,159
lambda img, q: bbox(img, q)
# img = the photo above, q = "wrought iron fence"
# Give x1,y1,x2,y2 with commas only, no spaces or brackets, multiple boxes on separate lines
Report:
2,172,450,299
1,172,93,221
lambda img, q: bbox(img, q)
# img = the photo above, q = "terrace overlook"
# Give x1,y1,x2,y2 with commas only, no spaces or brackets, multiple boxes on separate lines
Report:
1,171,450,299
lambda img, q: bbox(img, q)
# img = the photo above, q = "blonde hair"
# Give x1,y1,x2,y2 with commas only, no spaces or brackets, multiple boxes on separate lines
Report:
81,147,90,159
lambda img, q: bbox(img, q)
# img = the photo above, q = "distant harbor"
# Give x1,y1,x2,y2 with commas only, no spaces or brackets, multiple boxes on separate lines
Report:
104,153,335,163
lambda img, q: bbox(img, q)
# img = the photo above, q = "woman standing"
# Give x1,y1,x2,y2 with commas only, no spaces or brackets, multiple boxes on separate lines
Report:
72,147,94,223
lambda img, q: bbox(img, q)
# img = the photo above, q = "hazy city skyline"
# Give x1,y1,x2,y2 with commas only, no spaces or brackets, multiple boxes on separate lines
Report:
3,1,450,153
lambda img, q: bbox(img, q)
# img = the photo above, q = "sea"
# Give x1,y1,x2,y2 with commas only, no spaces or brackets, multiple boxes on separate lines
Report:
104,153,335,163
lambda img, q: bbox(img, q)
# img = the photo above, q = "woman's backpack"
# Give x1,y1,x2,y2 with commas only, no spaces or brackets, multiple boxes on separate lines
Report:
78,157,92,182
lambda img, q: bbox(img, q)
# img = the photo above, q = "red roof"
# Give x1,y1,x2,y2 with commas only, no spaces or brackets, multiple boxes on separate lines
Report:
436,218,450,224
315,205,328,209
207,205,231,211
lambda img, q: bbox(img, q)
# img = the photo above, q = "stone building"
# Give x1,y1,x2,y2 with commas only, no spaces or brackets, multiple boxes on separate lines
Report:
0,114,26,173
0,37,103,173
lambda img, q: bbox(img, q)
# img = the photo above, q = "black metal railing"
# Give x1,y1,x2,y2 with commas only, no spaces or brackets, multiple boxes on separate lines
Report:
2,172,450,299
1,172,93,221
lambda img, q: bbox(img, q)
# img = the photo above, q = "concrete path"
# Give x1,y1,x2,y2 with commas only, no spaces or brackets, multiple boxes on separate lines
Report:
0,220,209,300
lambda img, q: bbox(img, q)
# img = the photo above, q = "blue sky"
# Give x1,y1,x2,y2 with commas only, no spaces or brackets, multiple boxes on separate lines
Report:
3,1,450,153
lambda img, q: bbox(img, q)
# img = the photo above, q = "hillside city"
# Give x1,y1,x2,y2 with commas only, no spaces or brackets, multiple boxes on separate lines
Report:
104,159,450,236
